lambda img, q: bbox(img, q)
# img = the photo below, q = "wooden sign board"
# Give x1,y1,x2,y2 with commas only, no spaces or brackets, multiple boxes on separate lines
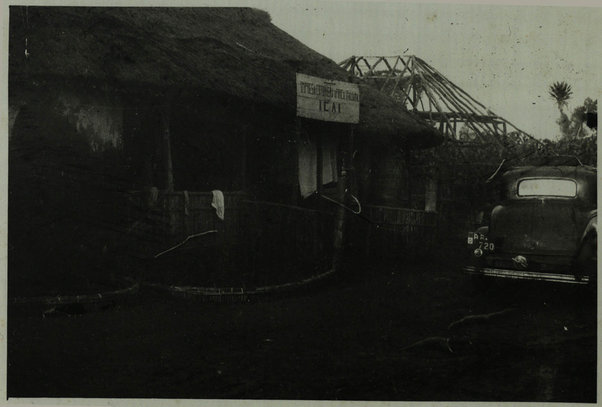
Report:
296,73,360,124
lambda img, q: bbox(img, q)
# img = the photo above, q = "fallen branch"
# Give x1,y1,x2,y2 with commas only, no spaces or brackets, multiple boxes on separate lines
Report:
400,308,518,355
146,268,336,300
12,281,139,306
448,308,517,331
154,230,218,258
400,336,453,353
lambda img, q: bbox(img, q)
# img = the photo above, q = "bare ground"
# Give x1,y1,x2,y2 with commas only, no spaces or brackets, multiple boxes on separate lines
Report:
7,256,597,401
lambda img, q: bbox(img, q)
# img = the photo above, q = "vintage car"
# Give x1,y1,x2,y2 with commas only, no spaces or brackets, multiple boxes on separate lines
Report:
464,158,597,285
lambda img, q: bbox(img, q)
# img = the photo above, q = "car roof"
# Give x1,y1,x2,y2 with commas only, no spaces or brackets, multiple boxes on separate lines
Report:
502,165,597,180
486,155,596,184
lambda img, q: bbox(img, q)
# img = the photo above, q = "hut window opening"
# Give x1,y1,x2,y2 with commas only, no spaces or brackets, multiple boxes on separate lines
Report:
297,133,338,199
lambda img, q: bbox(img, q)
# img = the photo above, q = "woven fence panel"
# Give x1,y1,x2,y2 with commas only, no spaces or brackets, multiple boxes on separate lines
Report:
360,205,438,259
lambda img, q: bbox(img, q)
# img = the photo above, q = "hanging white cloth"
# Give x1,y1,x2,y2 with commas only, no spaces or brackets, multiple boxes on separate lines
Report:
211,190,225,220
297,138,317,198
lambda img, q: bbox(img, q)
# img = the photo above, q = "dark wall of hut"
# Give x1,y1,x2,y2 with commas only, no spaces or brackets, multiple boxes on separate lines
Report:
9,84,132,295
120,92,301,202
121,105,164,190
246,114,299,204
354,145,410,207
8,78,316,294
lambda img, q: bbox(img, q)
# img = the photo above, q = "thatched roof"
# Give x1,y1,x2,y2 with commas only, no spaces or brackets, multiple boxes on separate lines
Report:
9,6,442,148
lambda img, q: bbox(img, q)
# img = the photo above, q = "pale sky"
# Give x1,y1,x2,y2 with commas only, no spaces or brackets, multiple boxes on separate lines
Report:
227,0,601,140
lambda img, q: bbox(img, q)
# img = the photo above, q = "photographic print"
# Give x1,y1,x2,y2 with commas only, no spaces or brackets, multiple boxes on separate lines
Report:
5,0,599,403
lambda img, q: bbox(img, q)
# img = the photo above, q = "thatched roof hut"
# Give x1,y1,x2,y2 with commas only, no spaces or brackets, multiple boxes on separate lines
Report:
9,6,441,148
9,6,444,296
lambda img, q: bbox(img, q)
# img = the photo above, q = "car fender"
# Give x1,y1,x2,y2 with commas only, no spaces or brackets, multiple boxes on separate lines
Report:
580,210,597,243
476,225,489,236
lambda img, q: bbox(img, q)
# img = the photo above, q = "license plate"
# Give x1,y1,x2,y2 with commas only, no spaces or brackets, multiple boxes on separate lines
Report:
467,232,495,251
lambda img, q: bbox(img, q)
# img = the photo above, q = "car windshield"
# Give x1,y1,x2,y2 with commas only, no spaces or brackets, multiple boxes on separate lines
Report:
517,178,577,197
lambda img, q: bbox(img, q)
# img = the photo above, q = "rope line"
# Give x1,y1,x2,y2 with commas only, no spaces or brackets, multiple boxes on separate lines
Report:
317,192,362,215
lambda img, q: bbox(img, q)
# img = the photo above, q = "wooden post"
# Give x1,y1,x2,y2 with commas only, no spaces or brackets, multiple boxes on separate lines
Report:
405,148,412,209
292,119,302,205
161,104,175,236
425,171,437,213
161,106,174,192
332,126,354,273
316,132,323,194
241,127,247,190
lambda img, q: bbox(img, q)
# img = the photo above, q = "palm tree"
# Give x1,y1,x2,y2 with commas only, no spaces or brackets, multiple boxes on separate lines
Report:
549,81,573,138
549,81,573,112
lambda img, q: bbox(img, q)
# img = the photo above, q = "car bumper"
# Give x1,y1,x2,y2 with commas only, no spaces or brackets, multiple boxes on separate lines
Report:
463,265,590,285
